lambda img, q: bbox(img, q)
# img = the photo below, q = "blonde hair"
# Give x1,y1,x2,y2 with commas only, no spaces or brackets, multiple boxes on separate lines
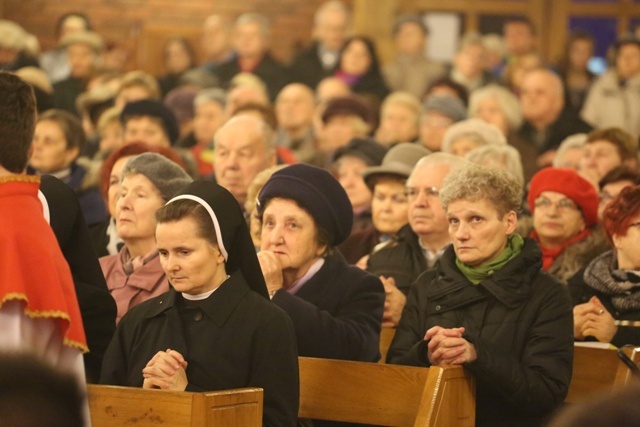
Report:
440,162,523,217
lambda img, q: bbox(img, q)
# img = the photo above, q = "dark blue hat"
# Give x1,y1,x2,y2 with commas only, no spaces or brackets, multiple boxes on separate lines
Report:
120,99,180,145
257,164,354,246
332,137,388,166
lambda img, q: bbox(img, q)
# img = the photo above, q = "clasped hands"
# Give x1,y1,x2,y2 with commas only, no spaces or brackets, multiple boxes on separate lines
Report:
573,296,617,343
142,349,189,390
424,326,477,366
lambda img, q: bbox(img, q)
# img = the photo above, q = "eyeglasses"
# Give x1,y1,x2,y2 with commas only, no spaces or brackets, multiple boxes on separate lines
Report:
404,186,439,201
534,197,579,212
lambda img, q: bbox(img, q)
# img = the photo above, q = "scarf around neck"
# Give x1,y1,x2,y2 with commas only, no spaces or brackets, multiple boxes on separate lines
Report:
532,228,591,270
583,250,640,312
456,233,525,285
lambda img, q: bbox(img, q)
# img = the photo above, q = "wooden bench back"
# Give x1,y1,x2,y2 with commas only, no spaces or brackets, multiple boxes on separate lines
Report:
379,327,396,363
566,345,640,403
298,356,475,427
87,385,263,427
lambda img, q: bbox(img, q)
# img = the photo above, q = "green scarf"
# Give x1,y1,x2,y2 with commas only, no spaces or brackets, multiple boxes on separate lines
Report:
456,234,525,285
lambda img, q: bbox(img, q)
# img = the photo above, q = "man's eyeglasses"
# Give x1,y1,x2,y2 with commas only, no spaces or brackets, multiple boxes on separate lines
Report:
404,186,440,201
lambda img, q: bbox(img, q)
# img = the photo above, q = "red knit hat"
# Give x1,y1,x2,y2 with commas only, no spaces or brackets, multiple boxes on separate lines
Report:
527,167,599,227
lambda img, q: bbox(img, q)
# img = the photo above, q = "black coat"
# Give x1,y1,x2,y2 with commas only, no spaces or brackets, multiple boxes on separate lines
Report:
518,107,592,154
272,252,384,362
289,42,333,89
215,53,291,101
39,175,116,383
387,239,574,427
100,272,299,427
366,224,427,295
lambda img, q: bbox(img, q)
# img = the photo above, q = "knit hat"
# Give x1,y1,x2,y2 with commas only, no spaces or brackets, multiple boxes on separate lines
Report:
332,137,388,166
362,142,431,189
164,86,198,124
257,164,354,246
423,95,467,123
120,99,180,145
121,153,192,201
527,167,599,227
167,181,268,298
321,96,372,125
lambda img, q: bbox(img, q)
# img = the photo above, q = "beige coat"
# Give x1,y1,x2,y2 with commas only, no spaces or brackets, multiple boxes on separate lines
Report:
581,70,640,138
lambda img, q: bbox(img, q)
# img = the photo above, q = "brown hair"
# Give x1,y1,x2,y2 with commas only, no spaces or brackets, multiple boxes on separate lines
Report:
0,72,36,172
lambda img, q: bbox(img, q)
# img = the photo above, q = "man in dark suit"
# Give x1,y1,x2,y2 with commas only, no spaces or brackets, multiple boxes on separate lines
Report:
289,0,351,89
214,13,290,101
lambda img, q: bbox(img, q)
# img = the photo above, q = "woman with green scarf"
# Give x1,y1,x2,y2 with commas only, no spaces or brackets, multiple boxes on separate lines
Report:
387,163,574,427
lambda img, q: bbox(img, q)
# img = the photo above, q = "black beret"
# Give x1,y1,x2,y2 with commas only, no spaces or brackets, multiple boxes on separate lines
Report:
332,137,388,166
257,164,354,246
120,99,180,145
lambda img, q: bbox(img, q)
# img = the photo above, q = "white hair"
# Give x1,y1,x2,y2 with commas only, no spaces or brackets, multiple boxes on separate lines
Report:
469,84,523,131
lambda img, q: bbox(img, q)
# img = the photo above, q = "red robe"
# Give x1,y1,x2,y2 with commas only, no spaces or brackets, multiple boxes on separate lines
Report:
0,175,87,352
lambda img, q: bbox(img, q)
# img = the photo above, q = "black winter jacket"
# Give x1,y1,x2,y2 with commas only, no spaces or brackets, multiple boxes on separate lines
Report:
387,238,574,427
366,224,427,295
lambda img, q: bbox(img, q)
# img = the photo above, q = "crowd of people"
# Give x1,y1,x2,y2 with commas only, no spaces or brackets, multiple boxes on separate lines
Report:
1,1,640,426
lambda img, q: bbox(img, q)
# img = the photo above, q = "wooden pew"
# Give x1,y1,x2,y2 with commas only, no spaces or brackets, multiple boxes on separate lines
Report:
87,385,263,427
379,327,396,363
566,345,640,404
298,357,475,427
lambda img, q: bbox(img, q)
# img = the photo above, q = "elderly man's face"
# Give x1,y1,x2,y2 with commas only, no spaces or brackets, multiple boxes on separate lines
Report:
275,84,316,131
67,44,97,78
123,117,171,147
395,22,426,56
519,72,562,123
406,163,450,241
235,22,267,59
193,101,224,145
315,8,349,52
214,118,275,205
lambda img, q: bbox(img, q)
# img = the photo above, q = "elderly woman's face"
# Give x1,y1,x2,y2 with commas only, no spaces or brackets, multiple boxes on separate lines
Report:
447,198,517,267
533,191,586,247
336,155,372,211
372,178,408,235
107,156,133,217
156,216,227,295
260,198,326,279
475,96,509,135
31,120,78,174
115,173,165,242
613,214,640,270
450,137,482,158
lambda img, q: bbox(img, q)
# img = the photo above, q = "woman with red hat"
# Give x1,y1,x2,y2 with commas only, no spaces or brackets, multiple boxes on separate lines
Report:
526,167,610,283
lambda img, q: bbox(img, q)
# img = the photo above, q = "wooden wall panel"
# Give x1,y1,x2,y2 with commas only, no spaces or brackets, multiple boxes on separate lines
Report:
2,0,353,73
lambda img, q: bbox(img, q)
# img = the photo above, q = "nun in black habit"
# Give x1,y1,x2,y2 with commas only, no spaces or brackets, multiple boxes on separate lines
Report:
100,181,299,427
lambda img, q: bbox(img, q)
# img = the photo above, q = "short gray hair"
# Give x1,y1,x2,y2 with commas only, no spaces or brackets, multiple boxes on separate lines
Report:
469,84,523,130
553,133,587,168
314,0,350,26
194,88,226,109
465,144,524,187
236,13,271,39
440,162,523,217
441,118,507,154
410,152,467,182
